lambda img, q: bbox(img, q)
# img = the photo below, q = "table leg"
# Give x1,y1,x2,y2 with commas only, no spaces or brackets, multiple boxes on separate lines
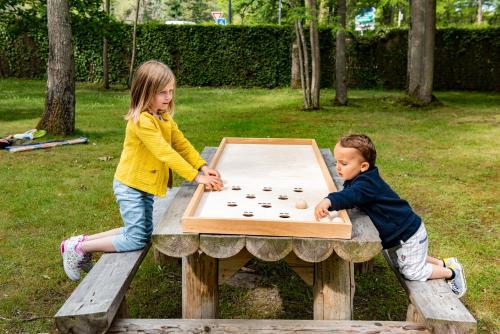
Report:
313,252,354,320
182,251,219,319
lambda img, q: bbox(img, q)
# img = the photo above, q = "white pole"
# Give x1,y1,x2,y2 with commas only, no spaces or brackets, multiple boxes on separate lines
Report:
278,0,282,24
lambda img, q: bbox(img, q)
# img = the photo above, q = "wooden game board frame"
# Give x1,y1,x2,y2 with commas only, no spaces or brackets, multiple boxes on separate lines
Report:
181,137,352,239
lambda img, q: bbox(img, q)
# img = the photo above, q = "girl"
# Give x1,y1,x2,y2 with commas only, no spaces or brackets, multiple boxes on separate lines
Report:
61,60,223,281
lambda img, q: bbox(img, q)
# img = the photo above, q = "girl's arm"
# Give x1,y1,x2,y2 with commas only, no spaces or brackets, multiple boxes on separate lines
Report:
136,115,199,182
169,117,206,170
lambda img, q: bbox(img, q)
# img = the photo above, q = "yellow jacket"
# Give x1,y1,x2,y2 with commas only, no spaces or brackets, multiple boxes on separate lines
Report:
114,112,206,196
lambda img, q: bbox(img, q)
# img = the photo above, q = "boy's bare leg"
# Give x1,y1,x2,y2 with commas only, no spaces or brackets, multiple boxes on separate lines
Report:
426,256,445,267
81,236,117,253
428,263,453,279
85,228,122,241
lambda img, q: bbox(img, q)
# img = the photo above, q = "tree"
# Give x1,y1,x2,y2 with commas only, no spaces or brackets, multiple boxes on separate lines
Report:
407,0,436,105
333,0,347,105
293,0,320,110
103,0,110,89
309,0,320,108
38,0,75,135
128,0,140,88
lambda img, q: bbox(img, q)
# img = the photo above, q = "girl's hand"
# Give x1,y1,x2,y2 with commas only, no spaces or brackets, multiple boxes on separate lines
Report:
200,165,221,178
314,198,332,221
195,174,223,191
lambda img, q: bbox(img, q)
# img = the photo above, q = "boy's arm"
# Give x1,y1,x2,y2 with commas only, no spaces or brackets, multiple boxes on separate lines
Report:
326,178,376,211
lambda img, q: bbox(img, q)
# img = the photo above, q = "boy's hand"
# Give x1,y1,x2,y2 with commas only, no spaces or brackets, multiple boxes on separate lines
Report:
314,198,332,221
195,174,223,191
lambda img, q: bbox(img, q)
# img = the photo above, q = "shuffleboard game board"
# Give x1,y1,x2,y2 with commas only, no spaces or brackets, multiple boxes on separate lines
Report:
181,138,352,239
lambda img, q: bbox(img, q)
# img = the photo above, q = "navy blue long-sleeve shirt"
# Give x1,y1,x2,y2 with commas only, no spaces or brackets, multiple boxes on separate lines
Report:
326,167,421,249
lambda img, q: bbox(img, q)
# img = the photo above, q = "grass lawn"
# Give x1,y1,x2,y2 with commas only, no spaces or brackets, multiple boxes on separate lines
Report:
0,79,498,333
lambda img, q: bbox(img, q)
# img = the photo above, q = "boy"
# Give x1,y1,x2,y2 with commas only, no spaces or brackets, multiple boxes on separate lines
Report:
314,134,466,297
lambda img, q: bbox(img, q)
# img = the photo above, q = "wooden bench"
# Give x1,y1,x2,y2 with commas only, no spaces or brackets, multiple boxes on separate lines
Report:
383,250,477,334
108,319,430,333
54,187,180,334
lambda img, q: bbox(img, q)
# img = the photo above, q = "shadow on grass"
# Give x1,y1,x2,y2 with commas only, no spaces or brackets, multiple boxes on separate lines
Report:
219,256,408,321
436,91,500,108
0,106,43,122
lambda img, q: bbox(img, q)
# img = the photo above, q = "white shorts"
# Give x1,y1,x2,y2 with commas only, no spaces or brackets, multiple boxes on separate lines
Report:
392,223,433,281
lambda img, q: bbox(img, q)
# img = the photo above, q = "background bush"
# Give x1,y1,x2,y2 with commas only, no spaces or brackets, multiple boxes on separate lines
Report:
1,22,498,91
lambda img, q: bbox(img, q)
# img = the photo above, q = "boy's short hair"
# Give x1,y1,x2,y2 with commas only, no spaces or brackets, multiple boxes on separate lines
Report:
339,134,377,167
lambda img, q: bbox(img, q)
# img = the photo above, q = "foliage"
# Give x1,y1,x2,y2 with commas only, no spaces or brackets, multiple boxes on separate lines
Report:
0,18,499,91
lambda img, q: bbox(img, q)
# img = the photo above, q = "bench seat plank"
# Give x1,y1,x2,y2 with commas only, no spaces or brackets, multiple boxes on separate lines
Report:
109,319,430,333
383,250,477,334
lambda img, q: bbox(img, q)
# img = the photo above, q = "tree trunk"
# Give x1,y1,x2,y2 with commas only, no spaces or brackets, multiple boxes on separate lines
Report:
295,20,310,107
103,0,110,89
333,0,347,105
291,40,301,89
477,0,483,24
309,0,320,109
407,0,436,105
128,0,141,88
38,0,75,135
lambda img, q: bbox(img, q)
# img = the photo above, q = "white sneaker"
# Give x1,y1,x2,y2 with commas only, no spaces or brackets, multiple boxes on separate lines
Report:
61,235,93,272
447,260,467,298
61,238,85,281
443,257,458,268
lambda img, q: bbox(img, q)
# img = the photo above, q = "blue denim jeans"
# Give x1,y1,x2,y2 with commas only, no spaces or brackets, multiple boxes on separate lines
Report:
112,179,154,252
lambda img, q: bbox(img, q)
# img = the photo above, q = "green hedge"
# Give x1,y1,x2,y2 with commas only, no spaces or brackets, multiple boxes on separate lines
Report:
1,23,499,91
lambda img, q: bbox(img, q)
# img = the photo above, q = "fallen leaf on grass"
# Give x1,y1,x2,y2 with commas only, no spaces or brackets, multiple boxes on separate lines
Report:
98,156,113,161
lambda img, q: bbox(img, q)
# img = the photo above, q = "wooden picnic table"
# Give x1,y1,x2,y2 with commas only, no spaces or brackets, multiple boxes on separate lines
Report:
152,147,382,320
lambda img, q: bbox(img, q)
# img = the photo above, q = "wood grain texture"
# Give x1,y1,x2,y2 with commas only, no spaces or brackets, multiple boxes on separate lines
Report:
246,236,293,262
313,253,354,320
200,234,246,259
152,183,200,257
292,238,335,263
330,208,382,262
182,252,218,319
109,319,430,333
383,249,477,334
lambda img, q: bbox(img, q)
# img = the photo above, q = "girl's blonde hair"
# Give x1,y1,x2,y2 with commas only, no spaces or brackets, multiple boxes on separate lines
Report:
126,60,176,122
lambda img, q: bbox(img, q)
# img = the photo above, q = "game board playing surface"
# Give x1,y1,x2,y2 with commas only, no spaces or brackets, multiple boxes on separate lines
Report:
182,138,352,239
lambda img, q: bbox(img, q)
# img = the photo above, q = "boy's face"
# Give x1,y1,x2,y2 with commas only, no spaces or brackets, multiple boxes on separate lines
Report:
333,143,370,181
150,83,174,113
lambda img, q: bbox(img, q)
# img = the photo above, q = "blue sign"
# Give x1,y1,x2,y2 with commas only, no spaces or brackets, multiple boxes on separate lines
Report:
355,7,376,32
216,18,226,25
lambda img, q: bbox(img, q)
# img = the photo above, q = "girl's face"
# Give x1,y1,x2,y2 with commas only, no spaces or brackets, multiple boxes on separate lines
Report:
333,143,370,181
149,82,174,113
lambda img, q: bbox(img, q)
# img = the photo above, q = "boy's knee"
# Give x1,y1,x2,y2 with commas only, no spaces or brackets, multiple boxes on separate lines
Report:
400,266,430,282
